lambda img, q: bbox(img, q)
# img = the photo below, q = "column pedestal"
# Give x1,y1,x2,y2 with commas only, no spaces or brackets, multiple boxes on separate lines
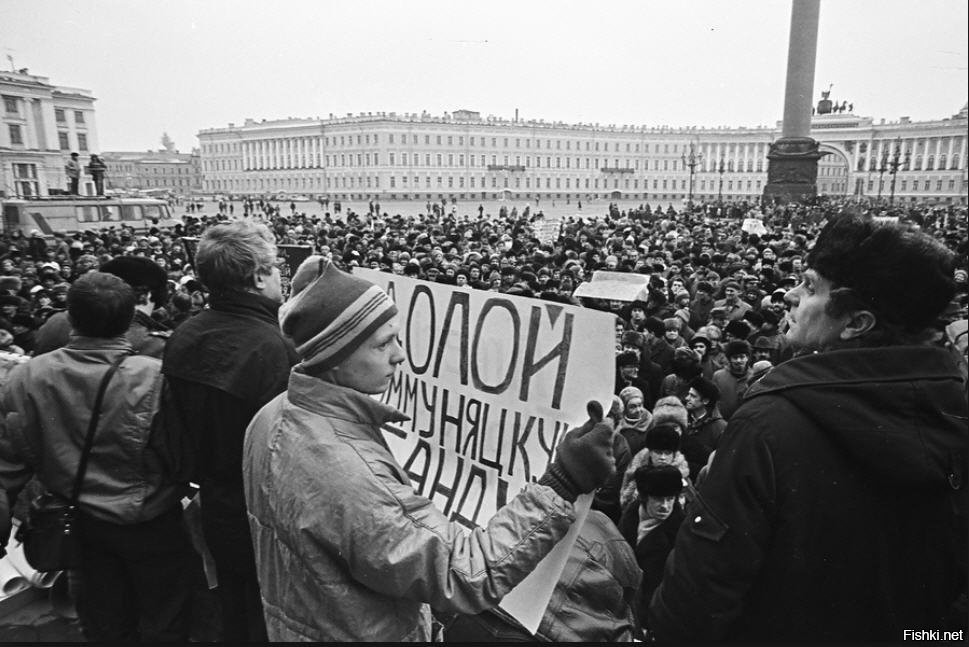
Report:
763,137,825,204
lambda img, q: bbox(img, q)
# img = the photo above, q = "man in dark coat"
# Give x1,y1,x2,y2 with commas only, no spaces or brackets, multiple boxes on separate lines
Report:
649,216,968,642
162,221,298,643
34,256,171,359
618,465,684,629
681,377,727,482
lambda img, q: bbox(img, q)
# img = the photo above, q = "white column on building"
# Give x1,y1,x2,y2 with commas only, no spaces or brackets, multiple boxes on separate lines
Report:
933,137,943,169
744,143,751,173
945,136,955,170
959,135,967,170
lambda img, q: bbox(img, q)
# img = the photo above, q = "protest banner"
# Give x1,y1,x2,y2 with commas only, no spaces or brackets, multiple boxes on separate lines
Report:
742,218,768,235
354,269,615,632
533,215,564,245
571,270,651,302
180,237,200,268
276,245,314,299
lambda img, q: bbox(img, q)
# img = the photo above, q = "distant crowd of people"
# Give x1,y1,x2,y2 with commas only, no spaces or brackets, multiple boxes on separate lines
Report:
0,196,966,642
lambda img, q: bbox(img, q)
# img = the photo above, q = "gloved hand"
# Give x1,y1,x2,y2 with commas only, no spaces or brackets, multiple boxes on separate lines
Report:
539,401,616,502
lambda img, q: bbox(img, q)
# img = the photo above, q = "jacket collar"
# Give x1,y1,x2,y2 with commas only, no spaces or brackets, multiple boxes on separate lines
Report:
208,290,282,326
286,369,409,429
746,345,962,399
65,335,134,353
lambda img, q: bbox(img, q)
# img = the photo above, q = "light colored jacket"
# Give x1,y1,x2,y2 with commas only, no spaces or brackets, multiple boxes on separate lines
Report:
243,370,576,642
0,337,179,536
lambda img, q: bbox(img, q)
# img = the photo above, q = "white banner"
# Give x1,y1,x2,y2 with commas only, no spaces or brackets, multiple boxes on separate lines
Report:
354,269,615,631
571,270,651,302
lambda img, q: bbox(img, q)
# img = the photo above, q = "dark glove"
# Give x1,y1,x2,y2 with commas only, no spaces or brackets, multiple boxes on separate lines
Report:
539,401,616,502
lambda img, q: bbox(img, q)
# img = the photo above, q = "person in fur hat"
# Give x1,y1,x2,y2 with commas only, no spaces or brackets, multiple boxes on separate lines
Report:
618,465,685,625
660,346,702,401
712,339,751,420
620,396,691,511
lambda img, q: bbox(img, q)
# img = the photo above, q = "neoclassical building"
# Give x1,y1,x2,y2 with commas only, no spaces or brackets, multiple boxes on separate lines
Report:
197,101,968,206
1,68,99,197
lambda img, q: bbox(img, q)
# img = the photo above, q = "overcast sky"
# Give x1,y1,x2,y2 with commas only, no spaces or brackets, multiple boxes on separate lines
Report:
2,0,966,152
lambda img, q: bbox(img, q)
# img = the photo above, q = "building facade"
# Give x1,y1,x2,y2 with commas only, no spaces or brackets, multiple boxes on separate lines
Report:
197,103,968,206
0,68,99,198
101,149,202,195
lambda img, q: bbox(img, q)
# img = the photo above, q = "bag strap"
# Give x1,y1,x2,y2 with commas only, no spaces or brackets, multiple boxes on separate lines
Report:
68,353,129,506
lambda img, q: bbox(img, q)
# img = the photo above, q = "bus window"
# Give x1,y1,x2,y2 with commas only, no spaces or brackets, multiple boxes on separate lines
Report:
143,204,163,221
101,205,122,222
122,205,143,221
75,205,101,223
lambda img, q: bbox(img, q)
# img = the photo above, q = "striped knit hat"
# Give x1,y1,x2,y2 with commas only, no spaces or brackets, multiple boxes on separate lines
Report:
279,256,398,372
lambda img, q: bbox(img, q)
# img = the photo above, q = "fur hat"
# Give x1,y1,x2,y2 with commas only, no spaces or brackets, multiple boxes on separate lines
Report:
635,464,683,499
621,330,644,349
279,256,398,372
723,319,752,340
617,351,640,368
0,276,22,293
649,395,688,432
645,423,681,452
100,256,169,305
643,317,666,337
724,339,752,358
688,376,720,405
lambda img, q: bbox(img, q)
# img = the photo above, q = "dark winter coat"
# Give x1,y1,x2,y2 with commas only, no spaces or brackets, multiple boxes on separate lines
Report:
619,501,685,627
648,346,968,642
161,290,298,564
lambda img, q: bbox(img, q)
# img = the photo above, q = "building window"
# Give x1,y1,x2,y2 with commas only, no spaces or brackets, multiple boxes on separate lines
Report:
54,108,66,123
58,131,70,150
8,124,23,145
3,96,18,114
74,110,85,124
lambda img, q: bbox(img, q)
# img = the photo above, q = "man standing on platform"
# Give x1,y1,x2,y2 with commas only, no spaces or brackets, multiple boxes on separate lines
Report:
649,216,968,642
65,152,81,195
162,221,298,642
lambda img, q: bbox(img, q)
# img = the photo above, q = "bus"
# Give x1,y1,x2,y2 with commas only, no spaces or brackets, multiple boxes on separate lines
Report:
0,196,179,235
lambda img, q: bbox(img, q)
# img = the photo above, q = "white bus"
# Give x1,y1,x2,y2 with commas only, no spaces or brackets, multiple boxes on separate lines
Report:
0,196,179,235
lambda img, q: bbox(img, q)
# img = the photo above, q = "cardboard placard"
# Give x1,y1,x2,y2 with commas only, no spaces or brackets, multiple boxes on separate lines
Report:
353,269,615,632
571,270,651,302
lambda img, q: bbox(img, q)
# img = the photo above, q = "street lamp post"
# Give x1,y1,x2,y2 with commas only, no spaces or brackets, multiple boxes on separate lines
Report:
877,148,888,202
681,143,703,207
887,140,909,206
717,155,726,204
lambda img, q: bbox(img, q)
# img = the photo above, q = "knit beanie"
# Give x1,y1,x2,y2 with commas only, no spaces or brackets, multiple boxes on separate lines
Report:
279,256,398,372
619,386,644,407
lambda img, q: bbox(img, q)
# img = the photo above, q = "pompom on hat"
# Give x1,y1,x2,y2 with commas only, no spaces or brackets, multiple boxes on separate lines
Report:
279,256,398,373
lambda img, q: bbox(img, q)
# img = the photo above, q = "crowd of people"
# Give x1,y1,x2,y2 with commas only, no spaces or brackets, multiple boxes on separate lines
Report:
0,195,965,642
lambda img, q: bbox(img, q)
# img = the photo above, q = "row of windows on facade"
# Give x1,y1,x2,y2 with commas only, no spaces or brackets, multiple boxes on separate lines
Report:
206,152,769,173
205,175,758,192
106,165,193,175
204,170,967,195
203,134,715,155
1,96,85,123
857,154,962,172
6,124,89,151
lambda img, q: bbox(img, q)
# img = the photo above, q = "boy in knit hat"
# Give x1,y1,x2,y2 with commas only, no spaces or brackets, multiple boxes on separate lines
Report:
620,396,691,511
243,256,618,642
